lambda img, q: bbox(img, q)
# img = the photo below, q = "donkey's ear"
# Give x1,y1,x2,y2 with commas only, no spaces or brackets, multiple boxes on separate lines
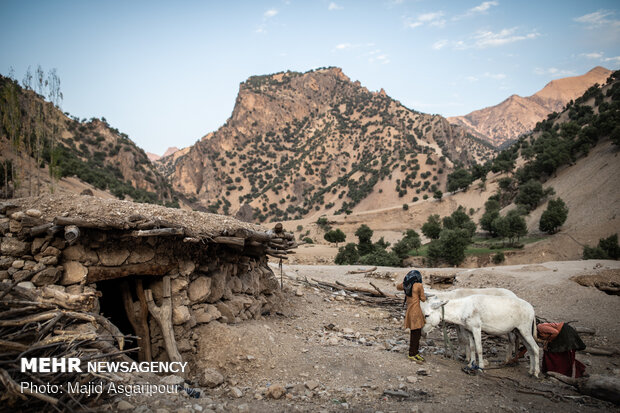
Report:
430,300,448,309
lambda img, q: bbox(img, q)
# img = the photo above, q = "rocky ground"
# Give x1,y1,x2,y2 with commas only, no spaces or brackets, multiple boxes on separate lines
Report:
94,260,620,413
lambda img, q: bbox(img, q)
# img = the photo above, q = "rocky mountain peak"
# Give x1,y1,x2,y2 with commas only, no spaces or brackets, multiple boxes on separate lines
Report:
448,67,612,146
155,67,495,222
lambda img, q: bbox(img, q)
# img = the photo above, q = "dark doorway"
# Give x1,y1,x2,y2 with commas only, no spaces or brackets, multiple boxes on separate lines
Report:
96,278,139,360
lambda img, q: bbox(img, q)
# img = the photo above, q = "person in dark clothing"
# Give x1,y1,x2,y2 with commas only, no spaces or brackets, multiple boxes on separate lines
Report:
537,322,586,378
510,322,586,378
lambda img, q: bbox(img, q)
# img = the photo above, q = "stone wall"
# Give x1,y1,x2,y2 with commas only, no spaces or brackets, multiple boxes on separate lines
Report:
0,208,283,362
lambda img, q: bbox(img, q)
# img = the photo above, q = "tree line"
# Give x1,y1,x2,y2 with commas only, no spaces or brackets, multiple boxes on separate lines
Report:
1,65,63,197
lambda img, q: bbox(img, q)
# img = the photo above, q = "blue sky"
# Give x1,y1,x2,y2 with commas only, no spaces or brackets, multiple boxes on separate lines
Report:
1,0,619,155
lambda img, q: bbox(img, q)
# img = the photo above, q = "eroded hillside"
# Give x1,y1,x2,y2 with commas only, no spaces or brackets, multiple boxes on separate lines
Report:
157,68,495,222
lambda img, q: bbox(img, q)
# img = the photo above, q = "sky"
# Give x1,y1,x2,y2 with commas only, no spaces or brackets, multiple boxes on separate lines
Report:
1,0,619,155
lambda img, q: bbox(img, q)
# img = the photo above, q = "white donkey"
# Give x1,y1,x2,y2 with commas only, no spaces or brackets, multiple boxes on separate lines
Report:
422,295,540,377
426,288,520,363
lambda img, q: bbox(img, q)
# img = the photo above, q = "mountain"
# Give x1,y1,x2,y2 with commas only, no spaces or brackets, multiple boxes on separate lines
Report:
163,146,179,158
156,67,496,222
449,66,612,147
147,147,179,162
146,152,161,162
284,71,620,264
0,75,177,205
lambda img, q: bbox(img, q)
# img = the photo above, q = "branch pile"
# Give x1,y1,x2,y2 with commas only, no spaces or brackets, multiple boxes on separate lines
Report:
0,283,131,411
298,277,402,309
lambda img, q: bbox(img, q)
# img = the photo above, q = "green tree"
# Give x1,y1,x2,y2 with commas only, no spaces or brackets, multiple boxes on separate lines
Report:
316,216,331,231
442,206,476,239
599,234,620,260
490,148,517,173
324,229,346,246
392,229,422,259
493,251,505,264
446,168,473,192
335,243,359,265
355,224,374,256
427,229,471,267
374,236,390,250
480,199,501,236
582,245,608,260
421,214,442,240
433,190,443,201
359,248,401,266
46,68,63,191
539,198,569,234
498,177,514,191
471,163,489,182
611,126,620,146
494,210,527,245
515,180,545,211
585,234,620,260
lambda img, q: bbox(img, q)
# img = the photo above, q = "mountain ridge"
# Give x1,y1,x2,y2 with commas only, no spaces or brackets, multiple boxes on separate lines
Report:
156,67,496,222
449,66,612,146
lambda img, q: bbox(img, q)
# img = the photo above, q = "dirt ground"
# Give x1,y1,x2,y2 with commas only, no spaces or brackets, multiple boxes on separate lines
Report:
93,259,620,413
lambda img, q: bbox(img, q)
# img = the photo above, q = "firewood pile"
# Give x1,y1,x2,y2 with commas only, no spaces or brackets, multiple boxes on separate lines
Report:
0,282,131,411
298,277,403,309
429,273,456,287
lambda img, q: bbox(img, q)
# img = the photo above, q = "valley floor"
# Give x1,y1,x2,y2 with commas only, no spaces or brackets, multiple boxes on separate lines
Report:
97,260,619,413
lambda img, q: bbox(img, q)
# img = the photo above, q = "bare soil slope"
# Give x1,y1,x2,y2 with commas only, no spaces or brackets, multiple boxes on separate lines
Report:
518,140,620,261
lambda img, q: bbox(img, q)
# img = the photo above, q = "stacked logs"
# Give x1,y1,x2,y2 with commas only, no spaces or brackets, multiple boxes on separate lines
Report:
0,283,130,411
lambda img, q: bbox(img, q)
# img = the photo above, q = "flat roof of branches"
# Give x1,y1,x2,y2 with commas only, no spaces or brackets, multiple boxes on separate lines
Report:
5,194,295,257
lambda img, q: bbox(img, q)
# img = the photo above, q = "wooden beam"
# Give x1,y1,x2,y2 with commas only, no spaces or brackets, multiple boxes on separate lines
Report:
29,223,53,237
213,236,245,247
54,216,104,228
130,228,184,237
86,263,176,283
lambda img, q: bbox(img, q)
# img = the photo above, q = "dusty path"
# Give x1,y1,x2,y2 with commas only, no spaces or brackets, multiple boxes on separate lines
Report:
100,260,619,412
286,260,620,343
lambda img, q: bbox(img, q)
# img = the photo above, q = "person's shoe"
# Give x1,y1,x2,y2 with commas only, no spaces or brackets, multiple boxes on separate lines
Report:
414,354,425,362
408,355,422,363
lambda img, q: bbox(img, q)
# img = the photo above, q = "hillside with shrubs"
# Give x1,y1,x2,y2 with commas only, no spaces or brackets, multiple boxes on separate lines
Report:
298,70,620,266
0,70,178,205
157,67,495,222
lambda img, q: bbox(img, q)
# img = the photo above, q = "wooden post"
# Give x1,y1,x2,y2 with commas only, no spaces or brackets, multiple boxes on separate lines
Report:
135,279,152,361
120,280,152,362
145,276,182,364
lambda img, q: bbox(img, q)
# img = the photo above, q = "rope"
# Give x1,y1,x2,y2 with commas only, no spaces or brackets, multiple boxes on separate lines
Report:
279,259,283,289
441,304,456,358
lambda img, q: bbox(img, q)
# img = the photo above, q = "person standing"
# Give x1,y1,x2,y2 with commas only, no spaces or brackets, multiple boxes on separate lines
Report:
397,270,427,362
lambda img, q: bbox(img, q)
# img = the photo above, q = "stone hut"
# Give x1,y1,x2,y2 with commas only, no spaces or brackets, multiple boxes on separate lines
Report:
0,194,295,369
